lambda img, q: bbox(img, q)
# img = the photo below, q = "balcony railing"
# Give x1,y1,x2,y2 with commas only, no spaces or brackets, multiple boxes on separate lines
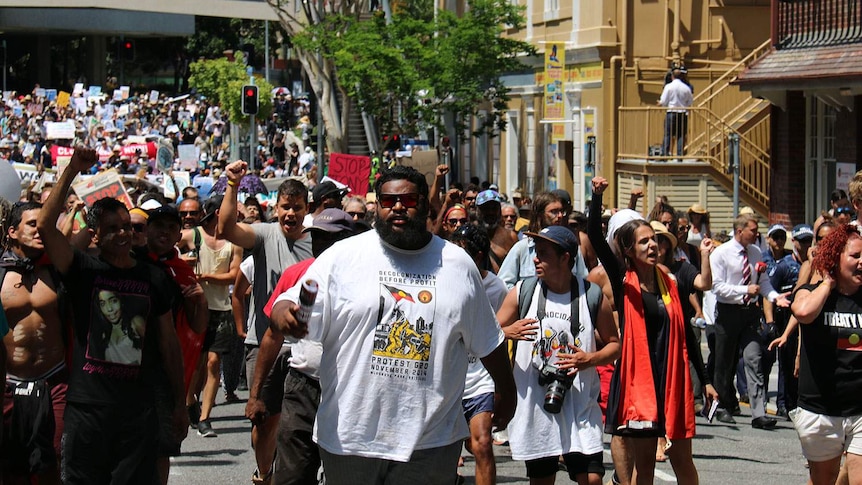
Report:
775,0,862,49
618,106,771,207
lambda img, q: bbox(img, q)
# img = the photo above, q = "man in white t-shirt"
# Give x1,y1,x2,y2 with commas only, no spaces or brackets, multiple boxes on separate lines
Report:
449,224,508,485
271,166,516,484
496,226,619,484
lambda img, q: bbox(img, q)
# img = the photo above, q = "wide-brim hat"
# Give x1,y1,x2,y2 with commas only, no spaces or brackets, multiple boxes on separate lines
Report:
649,220,677,250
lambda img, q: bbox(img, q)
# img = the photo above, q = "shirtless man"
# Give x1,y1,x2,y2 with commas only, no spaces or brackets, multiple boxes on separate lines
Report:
475,190,518,274
1,201,67,485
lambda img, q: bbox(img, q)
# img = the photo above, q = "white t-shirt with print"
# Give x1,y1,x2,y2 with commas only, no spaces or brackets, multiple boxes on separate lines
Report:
463,272,508,400
278,230,504,462
508,278,604,461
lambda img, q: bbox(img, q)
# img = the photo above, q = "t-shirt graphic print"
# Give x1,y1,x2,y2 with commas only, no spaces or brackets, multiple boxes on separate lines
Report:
371,281,434,382
88,287,150,365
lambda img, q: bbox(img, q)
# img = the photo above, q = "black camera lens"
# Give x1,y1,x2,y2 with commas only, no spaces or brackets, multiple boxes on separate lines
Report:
543,380,568,414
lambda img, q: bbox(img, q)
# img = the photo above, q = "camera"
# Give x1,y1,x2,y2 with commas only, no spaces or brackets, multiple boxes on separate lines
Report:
538,364,575,414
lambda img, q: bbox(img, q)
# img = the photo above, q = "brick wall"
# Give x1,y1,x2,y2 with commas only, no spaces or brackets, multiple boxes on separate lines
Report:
770,91,807,225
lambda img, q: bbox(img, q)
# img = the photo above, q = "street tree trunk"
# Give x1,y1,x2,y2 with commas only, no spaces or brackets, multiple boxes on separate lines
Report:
267,0,357,154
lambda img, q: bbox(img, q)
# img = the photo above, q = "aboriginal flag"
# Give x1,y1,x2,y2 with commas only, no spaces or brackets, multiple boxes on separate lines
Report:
384,284,415,303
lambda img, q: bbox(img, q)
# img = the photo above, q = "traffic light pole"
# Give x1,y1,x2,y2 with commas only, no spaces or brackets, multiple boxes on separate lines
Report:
249,72,255,171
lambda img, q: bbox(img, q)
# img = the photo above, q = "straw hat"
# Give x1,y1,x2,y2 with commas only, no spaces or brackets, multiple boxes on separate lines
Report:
689,203,708,214
649,220,677,250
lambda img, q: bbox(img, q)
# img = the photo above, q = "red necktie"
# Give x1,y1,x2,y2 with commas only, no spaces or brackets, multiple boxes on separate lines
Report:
741,248,751,305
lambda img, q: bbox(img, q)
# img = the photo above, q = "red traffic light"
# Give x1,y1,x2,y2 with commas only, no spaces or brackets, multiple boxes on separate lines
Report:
124,42,132,49
246,89,255,97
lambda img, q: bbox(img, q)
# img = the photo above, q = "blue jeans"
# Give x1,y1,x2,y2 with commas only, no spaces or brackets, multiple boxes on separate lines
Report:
662,112,687,156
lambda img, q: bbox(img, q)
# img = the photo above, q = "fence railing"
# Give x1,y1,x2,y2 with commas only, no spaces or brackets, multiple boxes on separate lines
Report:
617,106,770,207
776,0,862,49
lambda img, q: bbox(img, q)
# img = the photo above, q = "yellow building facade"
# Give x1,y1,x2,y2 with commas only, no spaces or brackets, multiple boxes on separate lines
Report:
468,0,772,215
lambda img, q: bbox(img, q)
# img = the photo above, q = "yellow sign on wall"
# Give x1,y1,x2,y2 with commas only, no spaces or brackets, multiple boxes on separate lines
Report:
536,61,603,86
551,123,566,142
544,43,565,120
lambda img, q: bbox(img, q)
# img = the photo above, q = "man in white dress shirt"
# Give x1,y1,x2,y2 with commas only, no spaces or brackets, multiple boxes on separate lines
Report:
709,213,790,428
658,69,693,158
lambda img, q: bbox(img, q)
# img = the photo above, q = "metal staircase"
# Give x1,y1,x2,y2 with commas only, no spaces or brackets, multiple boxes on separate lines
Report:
617,39,775,216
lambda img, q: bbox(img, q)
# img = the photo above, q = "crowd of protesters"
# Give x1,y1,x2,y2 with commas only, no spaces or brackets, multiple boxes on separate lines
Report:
1,84,862,485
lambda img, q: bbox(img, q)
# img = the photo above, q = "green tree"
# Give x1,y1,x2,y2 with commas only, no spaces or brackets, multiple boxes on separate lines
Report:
188,57,274,124
268,0,533,153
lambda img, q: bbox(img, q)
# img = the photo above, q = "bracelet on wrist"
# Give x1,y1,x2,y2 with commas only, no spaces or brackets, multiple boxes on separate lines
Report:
227,180,237,187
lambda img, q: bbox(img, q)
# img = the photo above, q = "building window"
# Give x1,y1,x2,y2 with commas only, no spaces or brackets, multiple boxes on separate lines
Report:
544,0,560,21
805,97,838,221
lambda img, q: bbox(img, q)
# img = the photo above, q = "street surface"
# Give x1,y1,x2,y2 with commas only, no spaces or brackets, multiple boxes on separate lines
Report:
169,353,808,485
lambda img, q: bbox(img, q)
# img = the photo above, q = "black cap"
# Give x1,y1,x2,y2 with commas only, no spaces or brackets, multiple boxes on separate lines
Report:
200,195,224,223
147,205,181,225
312,181,349,204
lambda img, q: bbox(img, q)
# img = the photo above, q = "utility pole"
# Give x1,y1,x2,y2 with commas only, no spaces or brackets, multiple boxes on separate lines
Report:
265,21,270,84
249,68,256,171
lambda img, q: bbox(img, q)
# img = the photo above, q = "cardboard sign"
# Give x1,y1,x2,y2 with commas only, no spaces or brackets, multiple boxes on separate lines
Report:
407,150,440,186
88,86,102,97
34,87,46,98
327,153,371,197
121,86,130,100
45,121,76,140
73,83,84,96
149,90,159,104
113,89,123,101
73,169,133,209
46,89,58,101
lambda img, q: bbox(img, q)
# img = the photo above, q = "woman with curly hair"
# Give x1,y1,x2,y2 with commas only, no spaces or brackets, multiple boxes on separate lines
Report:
790,223,862,485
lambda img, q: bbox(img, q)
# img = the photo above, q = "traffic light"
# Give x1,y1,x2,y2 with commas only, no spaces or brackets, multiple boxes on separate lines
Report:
121,39,135,62
242,85,259,115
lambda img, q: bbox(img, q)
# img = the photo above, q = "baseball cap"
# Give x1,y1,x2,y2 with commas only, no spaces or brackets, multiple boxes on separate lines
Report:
525,226,579,256
792,224,814,240
311,181,349,204
147,205,181,225
551,189,572,209
303,208,355,234
199,195,224,223
476,190,502,206
650,220,677,250
767,224,787,238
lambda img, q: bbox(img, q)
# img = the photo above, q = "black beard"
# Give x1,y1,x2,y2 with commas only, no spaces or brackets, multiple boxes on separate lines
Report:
375,213,430,250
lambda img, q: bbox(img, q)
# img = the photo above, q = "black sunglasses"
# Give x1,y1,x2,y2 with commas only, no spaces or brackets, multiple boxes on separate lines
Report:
132,223,147,233
378,193,421,209
836,207,855,216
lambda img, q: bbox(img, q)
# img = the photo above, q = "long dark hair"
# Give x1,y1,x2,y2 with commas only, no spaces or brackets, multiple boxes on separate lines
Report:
615,219,652,269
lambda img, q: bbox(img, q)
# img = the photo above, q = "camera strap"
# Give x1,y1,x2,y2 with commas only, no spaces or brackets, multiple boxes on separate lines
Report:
535,277,580,367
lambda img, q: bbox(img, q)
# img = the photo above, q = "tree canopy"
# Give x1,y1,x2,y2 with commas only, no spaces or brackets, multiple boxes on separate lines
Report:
188,57,274,124
271,0,533,152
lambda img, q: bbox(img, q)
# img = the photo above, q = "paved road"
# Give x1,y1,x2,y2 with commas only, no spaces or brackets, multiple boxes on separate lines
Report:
168,393,808,485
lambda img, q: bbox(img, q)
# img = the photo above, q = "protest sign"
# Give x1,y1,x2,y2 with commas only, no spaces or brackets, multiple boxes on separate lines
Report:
164,171,190,200
327,153,371,197
177,144,198,170
121,86,130,100
408,150,440,186
149,90,159,104
45,89,57,101
34,88,46,98
49,145,76,173
56,91,70,108
72,83,84,96
46,121,76,140
73,169,133,209
113,89,123,101
88,86,102,98
120,142,157,160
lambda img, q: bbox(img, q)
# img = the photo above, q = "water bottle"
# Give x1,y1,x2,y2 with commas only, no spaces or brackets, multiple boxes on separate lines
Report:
691,317,707,329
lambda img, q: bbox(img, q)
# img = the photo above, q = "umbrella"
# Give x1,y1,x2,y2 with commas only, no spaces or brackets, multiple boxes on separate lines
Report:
211,174,268,195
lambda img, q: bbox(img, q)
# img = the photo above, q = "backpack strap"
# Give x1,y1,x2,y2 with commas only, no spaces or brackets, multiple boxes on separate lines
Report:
517,276,539,320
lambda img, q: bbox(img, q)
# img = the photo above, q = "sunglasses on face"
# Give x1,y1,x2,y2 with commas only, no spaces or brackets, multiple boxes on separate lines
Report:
378,193,421,209
132,223,147,233
836,207,855,216
678,224,690,232
347,211,366,219
447,218,469,225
